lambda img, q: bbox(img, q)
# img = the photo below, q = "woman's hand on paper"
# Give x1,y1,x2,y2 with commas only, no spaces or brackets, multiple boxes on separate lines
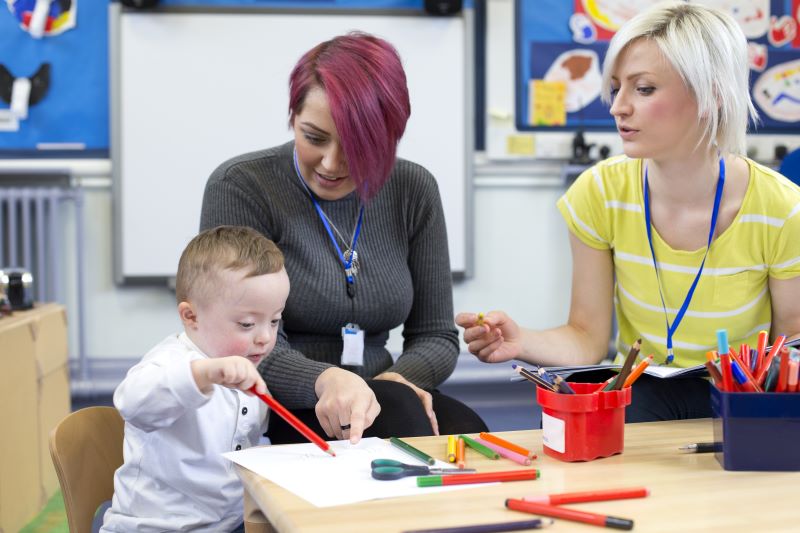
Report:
374,371,439,436
314,367,380,444
456,311,523,363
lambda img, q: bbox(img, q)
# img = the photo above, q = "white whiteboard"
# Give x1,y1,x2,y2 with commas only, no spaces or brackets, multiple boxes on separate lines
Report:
112,7,469,280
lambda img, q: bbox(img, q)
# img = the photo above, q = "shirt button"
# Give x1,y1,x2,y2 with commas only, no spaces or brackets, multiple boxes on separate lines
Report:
235,444,242,451
241,407,248,415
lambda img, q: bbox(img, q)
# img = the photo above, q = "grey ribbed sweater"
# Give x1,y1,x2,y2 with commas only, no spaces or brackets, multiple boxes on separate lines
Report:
200,142,459,409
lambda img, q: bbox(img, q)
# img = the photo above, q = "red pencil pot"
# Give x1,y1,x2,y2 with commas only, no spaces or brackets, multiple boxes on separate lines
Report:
536,382,632,462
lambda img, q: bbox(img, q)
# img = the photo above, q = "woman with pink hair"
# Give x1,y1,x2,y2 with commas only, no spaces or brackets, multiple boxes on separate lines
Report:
201,32,486,444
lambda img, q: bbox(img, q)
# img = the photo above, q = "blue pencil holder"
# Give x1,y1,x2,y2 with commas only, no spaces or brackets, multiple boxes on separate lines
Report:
710,384,800,471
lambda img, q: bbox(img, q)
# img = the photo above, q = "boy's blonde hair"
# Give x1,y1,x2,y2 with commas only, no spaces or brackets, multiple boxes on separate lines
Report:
175,226,284,304
601,1,758,155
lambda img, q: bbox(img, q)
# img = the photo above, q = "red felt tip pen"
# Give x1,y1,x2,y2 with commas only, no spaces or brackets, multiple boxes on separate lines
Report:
776,346,791,392
249,386,335,457
756,335,786,386
506,498,633,530
522,486,649,505
417,469,539,487
719,352,734,392
755,330,768,374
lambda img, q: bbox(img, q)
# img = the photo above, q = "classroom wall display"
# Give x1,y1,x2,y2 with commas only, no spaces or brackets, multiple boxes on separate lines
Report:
0,0,107,153
515,0,800,132
113,1,472,281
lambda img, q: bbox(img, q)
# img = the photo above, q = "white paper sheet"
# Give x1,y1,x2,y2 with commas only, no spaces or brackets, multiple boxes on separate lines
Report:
224,437,483,507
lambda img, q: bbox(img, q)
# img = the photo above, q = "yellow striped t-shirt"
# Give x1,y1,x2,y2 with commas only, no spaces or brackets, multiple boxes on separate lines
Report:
557,155,800,368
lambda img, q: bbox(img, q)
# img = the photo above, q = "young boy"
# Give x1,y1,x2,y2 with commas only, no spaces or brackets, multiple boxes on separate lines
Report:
101,226,290,532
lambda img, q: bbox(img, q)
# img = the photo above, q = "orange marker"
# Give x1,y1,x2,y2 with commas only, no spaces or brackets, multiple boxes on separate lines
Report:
456,437,466,469
479,432,537,460
755,330,768,373
705,350,719,363
787,360,799,393
623,354,653,388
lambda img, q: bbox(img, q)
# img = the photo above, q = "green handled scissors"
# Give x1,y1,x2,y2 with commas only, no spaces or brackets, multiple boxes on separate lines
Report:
370,459,475,480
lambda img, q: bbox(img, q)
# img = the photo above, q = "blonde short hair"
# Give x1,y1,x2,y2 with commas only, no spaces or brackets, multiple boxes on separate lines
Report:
601,1,758,155
175,226,284,304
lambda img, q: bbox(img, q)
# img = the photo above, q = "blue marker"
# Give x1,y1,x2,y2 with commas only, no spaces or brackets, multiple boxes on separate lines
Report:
716,329,729,358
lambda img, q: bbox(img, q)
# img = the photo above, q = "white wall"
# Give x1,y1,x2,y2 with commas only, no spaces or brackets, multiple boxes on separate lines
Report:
10,0,799,392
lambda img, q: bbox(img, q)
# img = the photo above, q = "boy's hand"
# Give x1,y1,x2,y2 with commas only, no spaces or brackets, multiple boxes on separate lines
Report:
191,357,267,395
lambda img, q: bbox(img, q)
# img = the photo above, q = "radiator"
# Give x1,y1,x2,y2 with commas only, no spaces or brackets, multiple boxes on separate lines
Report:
0,186,81,303
0,184,89,382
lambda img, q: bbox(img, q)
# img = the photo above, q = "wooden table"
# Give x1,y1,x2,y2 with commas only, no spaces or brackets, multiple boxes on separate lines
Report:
236,419,799,532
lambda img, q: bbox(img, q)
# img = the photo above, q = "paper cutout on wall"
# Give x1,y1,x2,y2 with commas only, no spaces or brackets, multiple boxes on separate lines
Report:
705,0,770,39
7,0,76,38
543,49,601,113
753,58,800,122
576,0,660,40
529,80,567,126
0,63,50,131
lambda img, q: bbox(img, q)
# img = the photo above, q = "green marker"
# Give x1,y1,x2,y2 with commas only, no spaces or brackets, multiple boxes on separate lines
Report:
389,436,435,465
459,434,500,460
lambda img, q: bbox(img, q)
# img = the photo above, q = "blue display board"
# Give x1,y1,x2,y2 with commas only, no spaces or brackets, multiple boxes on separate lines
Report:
516,0,800,132
0,1,109,155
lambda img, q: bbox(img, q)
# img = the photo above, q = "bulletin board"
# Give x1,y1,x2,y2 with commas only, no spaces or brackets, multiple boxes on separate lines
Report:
515,0,800,132
0,0,108,155
113,0,473,281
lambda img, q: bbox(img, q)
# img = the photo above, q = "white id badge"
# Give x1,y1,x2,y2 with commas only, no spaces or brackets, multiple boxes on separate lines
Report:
341,323,365,366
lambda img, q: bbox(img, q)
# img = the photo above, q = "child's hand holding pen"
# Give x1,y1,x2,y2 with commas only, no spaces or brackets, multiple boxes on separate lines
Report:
455,310,523,363
191,357,268,395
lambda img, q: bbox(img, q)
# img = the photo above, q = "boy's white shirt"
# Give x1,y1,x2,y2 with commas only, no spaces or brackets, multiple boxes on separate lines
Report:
101,332,269,533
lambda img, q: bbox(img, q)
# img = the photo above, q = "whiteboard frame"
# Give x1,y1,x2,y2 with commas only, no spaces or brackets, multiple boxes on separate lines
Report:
110,3,474,284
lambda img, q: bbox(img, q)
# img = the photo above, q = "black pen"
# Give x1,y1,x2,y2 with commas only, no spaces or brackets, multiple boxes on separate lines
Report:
679,442,721,453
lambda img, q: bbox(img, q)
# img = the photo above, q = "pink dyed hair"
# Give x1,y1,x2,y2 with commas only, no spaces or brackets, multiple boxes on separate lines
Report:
288,32,411,201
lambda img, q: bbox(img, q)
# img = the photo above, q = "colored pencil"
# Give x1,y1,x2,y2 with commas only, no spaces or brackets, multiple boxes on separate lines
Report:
605,338,640,391
403,518,553,533
459,434,500,459
417,469,540,487
506,498,634,530
553,375,576,394
704,361,723,388
479,432,537,459
474,437,532,466
456,437,466,469
522,486,649,505
622,355,653,388
447,435,457,463
249,386,335,457
390,436,436,465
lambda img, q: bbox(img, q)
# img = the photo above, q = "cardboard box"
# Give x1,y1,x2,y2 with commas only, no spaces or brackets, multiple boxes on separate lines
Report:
30,304,70,501
0,314,41,533
0,303,69,533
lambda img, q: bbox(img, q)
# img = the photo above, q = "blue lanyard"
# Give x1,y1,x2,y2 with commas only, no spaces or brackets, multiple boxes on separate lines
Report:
293,150,364,290
643,158,725,365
